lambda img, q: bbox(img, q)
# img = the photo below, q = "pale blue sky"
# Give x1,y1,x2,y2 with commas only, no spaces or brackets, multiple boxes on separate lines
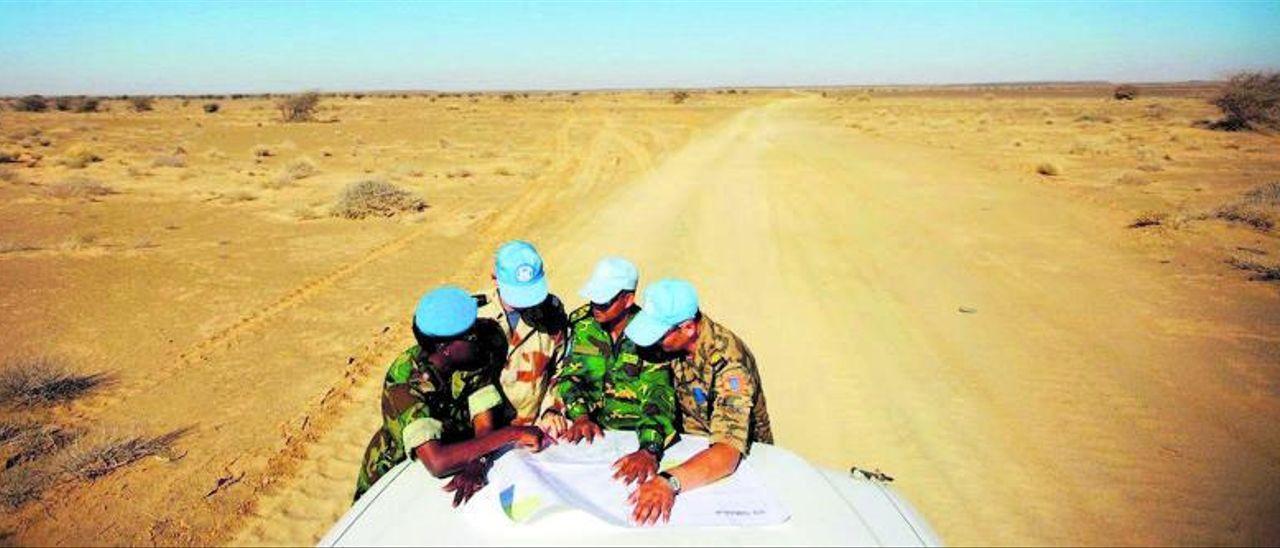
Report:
1,1,1278,95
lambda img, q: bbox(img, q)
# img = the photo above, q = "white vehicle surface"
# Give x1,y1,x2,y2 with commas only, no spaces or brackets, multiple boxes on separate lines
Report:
321,432,941,547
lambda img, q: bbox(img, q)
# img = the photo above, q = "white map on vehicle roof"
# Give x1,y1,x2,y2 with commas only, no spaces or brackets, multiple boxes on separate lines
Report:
480,433,791,528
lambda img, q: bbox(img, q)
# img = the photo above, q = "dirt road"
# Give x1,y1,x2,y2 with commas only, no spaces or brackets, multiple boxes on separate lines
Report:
233,97,1280,545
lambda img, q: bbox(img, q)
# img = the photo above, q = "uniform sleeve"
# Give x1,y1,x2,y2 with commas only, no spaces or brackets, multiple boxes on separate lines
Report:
380,355,443,453
555,325,606,420
633,361,677,450
708,356,758,454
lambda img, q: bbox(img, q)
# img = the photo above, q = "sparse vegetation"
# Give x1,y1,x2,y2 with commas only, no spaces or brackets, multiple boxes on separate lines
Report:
671,90,690,105
129,96,154,112
1128,211,1168,228
46,177,115,199
203,102,220,113
0,356,108,408
1209,71,1280,131
277,91,321,122
56,146,103,169
252,144,273,158
1116,172,1152,186
0,467,50,510
63,430,185,481
266,157,317,188
331,179,426,219
14,95,48,112
1035,162,1061,176
3,423,79,469
1213,182,1279,232
1113,85,1138,101
1226,256,1280,281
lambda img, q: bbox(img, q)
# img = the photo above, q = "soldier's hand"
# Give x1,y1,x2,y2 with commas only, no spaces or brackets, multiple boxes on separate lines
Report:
511,425,553,453
562,416,604,444
536,409,569,439
612,449,658,485
627,476,675,526
442,461,489,507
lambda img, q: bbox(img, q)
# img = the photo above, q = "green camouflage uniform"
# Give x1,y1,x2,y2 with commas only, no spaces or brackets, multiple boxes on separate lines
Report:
554,305,677,453
671,314,773,454
354,343,505,501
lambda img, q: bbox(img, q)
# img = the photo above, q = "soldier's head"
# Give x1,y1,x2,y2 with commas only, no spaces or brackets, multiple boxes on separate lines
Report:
412,285,484,372
493,240,549,311
625,278,701,354
580,257,639,325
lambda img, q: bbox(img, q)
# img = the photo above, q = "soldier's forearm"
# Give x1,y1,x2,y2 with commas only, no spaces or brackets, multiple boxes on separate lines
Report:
667,443,742,493
414,427,520,478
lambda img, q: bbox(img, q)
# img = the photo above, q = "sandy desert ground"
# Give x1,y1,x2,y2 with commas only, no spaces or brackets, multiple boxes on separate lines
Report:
1,86,1278,546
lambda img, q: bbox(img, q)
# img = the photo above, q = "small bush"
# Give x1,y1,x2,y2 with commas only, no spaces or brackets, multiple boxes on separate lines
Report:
14,95,48,112
671,90,690,104
63,430,185,481
56,146,103,169
1035,162,1061,177
1209,71,1280,131
266,157,317,188
1226,257,1280,281
0,167,25,184
56,97,100,113
203,102,220,113
45,177,115,199
3,423,79,469
278,91,321,122
252,144,273,158
0,356,108,408
0,467,50,509
1128,211,1168,228
1213,182,1279,231
1113,85,1138,100
331,179,427,219
1116,173,1151,186
129,97,154,112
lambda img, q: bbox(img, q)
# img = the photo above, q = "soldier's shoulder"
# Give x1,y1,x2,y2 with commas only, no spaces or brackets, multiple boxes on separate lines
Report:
386,345,424,383
568,303,594,325
699,315,754,368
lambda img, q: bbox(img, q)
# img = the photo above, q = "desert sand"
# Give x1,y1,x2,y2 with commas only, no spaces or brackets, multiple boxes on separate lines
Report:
1,87,1278,546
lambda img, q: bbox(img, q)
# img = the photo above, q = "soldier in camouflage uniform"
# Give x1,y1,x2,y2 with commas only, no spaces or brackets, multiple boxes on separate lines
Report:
622,278,772,525
552,257,677,485
355,286,549,505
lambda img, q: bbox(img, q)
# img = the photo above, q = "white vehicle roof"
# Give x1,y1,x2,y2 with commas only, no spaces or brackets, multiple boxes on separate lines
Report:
321,437,941,547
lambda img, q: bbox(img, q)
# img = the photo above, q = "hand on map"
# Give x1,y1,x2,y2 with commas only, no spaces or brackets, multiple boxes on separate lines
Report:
535,409,569,438
611,449,657,485
561,416,604,444
512,425,555,452
442,460,489,507
627,476,675,525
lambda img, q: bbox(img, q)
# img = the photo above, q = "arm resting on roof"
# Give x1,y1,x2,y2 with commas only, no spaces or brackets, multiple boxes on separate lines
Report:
666,442,742,492
413,427,521,478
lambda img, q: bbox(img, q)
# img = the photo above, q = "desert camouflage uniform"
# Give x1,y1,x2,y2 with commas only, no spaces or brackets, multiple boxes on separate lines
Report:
554,305,677,452
478,290,569,425
670,314,773,454
354,343,504,501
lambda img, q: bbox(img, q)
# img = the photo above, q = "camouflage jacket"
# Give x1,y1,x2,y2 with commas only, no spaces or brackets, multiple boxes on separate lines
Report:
355,339,505,499
670,314,773,454
555,305,677,452
477,290,569,425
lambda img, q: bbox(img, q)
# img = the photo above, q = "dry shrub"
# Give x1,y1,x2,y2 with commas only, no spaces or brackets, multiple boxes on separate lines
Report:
56,146,103,169
446,168,473,179
1128,211,1168,228
252,144,273,158
1213,182,1280,231
671,90,690,104
0,149,21,163
0,467,50,509
1113,85,1138,100
220,190,258,204
45,177,115,199
13,95,48,112
1226,256,1280,281
0,356,108,408
1075,113,1113,124
128,97,154,112
331,179,426,219
1035,162,1061,176
278,92,321,122
63,430,185,481
0,167,23,184
204,148,227,161
203,102,220,114
2,423,79,469
1209,71,1280,131
152,155,187,168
